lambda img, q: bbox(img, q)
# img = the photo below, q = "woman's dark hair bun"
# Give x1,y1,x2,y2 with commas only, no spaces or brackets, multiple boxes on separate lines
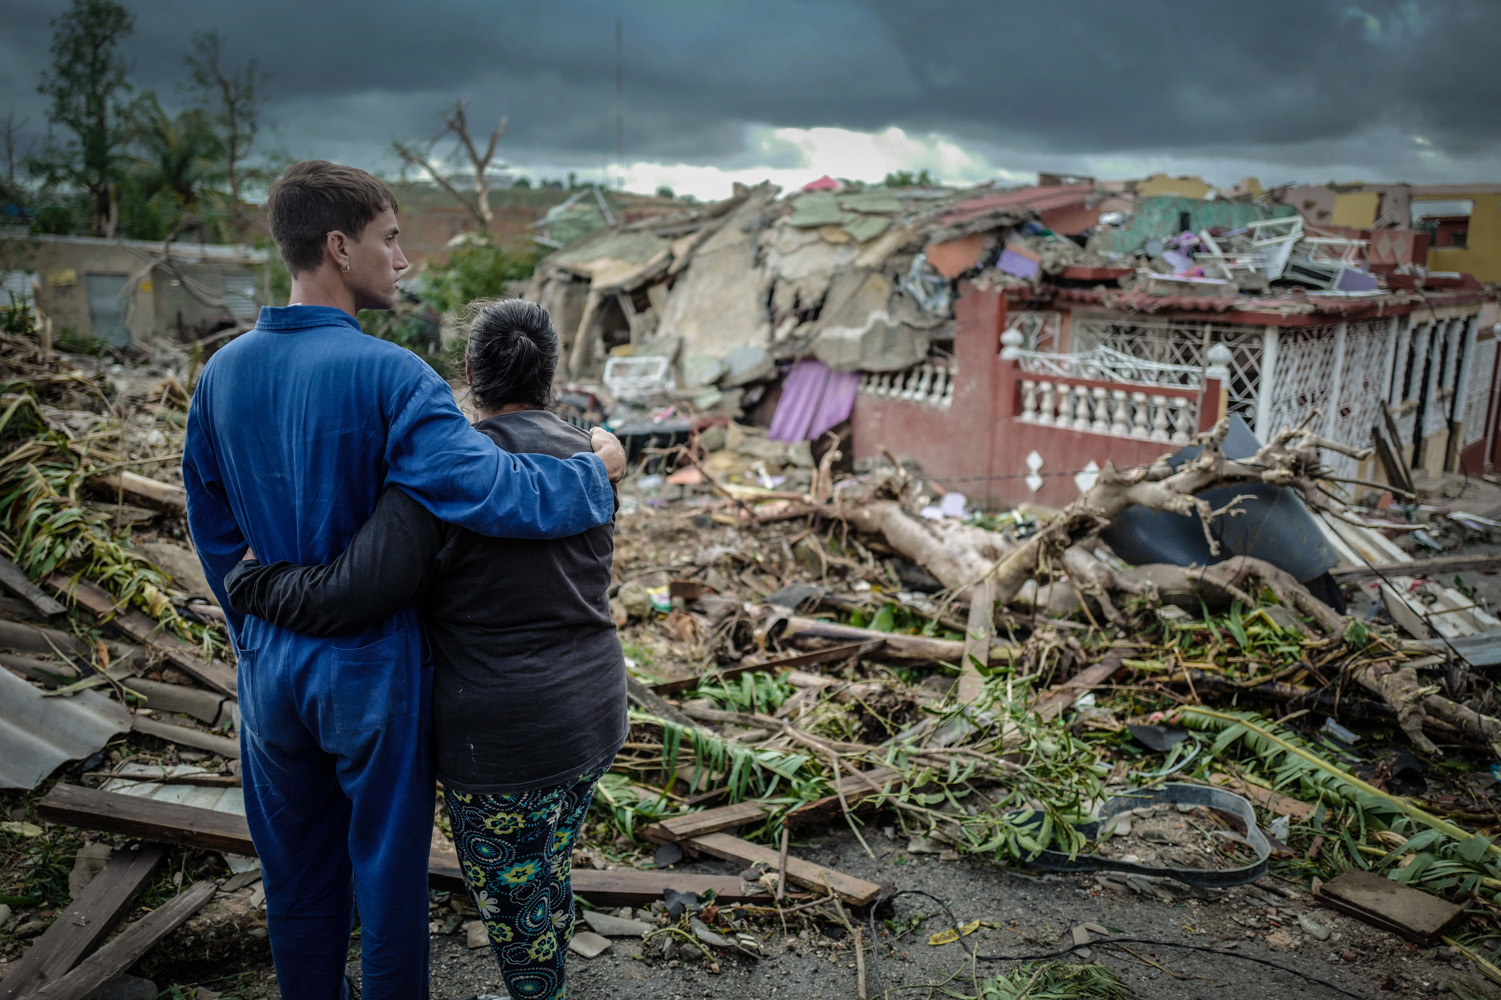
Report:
463,298,559,411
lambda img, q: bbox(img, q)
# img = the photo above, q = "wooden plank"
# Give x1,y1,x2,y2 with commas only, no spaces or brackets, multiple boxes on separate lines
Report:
1315,870,1463,945
41,785,778,908
131,716,240,759
0,846,166,1000
1035,659,1123,722
651,642,880,697
681,832,884,906
29,881,216,1000
429,845,778,906
0,556,66,618
784,766,904,830
45,575,237,698
1331,552,1501,580
957,580,993,704
640,801,771,844
39,783,255,856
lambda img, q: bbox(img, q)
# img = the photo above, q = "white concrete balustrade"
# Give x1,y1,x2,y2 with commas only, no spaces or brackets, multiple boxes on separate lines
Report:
856,362,955,408
1019,379,1195,443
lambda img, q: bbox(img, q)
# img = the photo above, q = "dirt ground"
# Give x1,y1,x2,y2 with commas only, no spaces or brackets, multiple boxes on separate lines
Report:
212,824,1487,1000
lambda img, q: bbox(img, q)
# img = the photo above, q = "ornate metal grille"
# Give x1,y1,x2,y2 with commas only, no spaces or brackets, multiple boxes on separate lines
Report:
1070,315,1265,424
1465,333,1497,447
1263,325,1340,448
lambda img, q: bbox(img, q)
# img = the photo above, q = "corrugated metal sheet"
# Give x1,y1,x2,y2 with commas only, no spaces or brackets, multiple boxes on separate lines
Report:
0,665,130,790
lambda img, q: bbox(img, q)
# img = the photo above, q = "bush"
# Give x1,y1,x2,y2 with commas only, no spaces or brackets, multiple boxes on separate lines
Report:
419,241,543,316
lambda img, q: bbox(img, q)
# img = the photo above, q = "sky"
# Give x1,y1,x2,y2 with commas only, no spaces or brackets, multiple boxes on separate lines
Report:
3,0,1499,202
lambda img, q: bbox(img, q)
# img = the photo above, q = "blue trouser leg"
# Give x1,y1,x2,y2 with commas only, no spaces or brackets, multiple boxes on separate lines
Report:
239,635,432,1000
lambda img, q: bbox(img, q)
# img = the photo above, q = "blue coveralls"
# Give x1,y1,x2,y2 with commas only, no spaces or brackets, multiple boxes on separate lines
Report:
183,306,614,1000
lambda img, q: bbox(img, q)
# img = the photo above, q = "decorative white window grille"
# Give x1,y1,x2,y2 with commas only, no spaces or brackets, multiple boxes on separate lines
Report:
1262,324,1340,448
1070,315,1264,425
1314,320,1389,480
1465,334,1497,447
1422,320,1461,440
1012,345,1202,389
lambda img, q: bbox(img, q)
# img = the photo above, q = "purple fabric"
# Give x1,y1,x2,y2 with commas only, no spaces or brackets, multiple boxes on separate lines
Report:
998,248,1041,279
768,360,859,443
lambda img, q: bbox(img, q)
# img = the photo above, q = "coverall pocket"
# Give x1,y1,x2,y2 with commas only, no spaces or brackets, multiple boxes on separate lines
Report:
235,648,261,735
330,631,407,734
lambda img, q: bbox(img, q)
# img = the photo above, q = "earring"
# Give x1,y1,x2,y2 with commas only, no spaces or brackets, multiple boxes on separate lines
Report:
340,262,350,273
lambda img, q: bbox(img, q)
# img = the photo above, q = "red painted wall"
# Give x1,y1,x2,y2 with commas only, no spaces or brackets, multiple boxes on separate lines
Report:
851,284,1202,509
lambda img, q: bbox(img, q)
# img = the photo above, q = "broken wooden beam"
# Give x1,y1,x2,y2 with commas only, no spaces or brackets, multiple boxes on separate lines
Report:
1330,552,1501,580
0,556,66,618
28,881,216,1000
650,641,880,697
769,612,1011,664
0,845,166,1000
39,784,779,908
45,575,237,698
640,800,771,844
677,831,885,906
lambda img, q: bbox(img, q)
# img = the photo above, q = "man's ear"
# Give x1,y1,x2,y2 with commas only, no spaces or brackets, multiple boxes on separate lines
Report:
325,230,350,272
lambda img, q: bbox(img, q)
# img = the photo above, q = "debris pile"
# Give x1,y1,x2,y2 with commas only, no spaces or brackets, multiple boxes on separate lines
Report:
7,290,1501,996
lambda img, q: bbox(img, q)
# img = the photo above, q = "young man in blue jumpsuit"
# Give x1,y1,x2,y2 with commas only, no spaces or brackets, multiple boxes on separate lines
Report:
182,160,627,1000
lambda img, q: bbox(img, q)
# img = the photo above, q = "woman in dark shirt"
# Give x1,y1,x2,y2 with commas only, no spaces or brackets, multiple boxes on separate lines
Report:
225,299,627,1000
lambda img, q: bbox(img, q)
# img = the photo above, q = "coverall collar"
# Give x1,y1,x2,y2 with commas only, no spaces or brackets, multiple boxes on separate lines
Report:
255,305,364,333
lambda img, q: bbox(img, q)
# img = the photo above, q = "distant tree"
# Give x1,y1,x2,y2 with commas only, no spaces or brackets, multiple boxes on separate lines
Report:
511,175,532,189
393,100,506,230
184,29,267,233
121,93,227,240
882,169,936,188
2,108,34,190
655,184,675,200
33,0,138,237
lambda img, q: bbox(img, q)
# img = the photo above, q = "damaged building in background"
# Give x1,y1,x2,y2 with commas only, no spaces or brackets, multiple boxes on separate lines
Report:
528,173,1499,512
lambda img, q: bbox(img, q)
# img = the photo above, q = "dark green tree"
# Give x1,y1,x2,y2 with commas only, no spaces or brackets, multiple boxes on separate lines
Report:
120,93,227,241
34,0,138,237
882,168,936,188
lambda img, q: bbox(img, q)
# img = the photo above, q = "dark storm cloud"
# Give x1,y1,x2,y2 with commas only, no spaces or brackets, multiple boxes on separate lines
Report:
2,0,1497,183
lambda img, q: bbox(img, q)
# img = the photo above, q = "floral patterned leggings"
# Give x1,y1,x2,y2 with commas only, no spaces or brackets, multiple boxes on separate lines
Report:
444,765,608,1000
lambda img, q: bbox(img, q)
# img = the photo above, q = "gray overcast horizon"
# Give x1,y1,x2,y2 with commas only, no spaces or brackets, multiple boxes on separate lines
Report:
4,1,1498,200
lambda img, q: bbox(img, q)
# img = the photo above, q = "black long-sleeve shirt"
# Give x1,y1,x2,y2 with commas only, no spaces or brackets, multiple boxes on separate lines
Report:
224,411,627,794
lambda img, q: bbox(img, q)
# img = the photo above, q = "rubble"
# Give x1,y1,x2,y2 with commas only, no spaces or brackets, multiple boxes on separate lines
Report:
6,270,1501,997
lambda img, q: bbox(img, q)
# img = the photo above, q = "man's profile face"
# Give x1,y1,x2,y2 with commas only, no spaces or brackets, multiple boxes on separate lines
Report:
345,207,409,312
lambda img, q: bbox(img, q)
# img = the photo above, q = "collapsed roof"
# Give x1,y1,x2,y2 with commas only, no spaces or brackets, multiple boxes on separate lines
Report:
528,181,1110,384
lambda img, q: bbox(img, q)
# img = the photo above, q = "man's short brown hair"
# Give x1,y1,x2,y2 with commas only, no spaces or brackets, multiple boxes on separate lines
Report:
266,160,399,276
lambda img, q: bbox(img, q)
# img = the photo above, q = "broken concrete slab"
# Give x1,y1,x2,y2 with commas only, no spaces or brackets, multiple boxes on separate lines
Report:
655,189,774,360
926,234,987,278
568,929,613,958
581,910,653,938
466,920,489,949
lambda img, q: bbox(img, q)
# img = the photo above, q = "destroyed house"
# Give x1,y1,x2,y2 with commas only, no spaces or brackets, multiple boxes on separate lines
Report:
527,178,1499,510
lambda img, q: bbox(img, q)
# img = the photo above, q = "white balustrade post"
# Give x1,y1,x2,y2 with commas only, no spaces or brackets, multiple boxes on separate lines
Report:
1109,389,1130,435
1130,391,1149,438
1037,380,1056,425
1020,380,1038,421
1169,396,1192,443
1149,394,1171,441
1073,385,1092,430
1090,386,1110,433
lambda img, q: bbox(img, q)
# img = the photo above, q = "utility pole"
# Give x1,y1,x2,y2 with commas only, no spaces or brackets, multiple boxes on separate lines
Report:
615,16,624,190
